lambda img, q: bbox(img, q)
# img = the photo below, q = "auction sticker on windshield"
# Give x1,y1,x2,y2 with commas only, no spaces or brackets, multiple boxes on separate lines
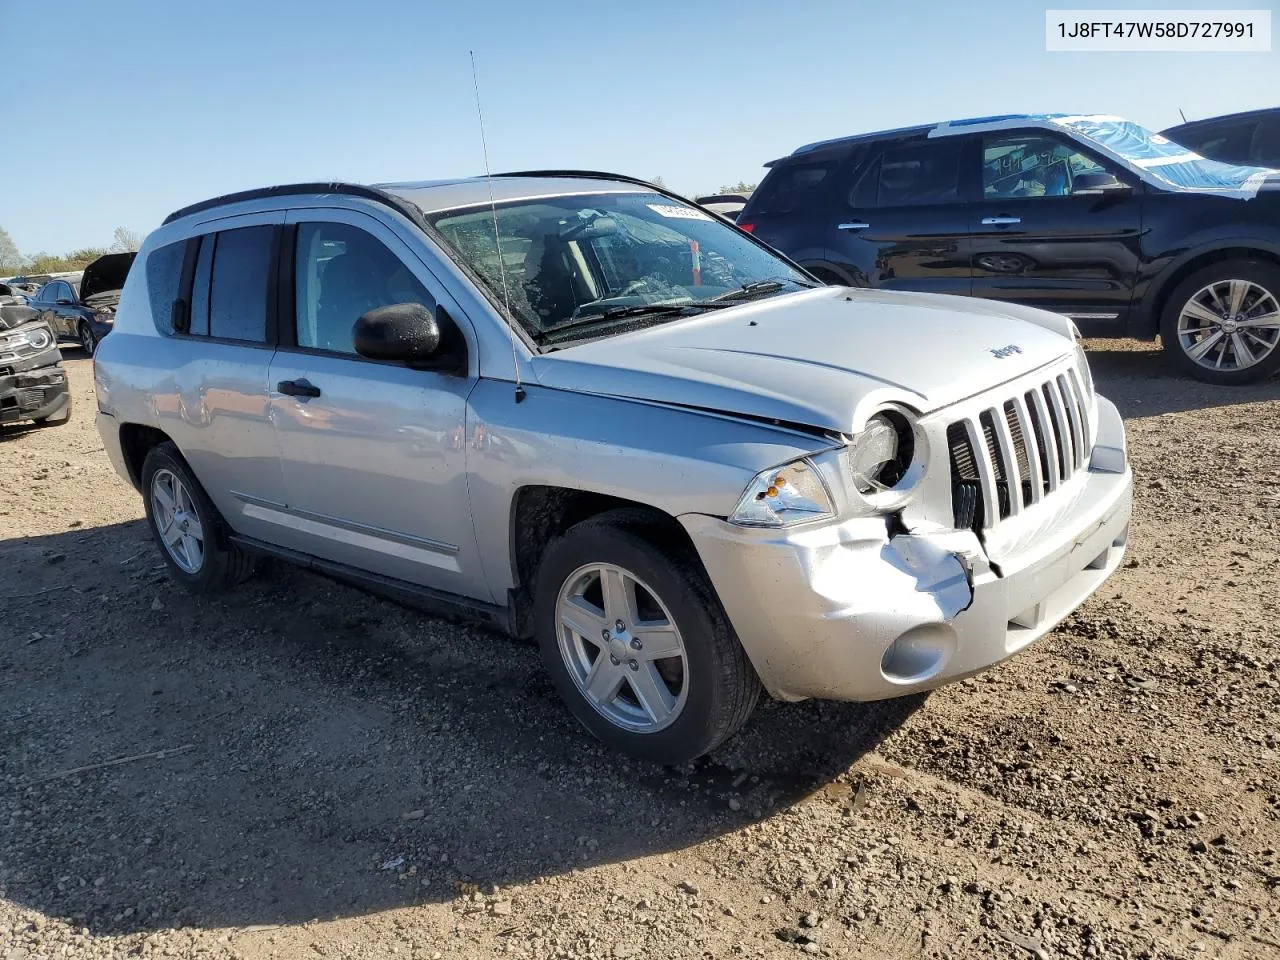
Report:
647,203,712,220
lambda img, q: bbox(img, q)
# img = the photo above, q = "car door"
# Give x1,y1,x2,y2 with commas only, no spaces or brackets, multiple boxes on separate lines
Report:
35,281,74,339
160,214,293,545
825,137,973,295
266,208,489,601
969,131,1143,328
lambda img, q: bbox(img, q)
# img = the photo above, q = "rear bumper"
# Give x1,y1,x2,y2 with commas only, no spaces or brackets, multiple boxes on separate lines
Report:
0,363,70,425
681,397,1132,703
96,411,133,486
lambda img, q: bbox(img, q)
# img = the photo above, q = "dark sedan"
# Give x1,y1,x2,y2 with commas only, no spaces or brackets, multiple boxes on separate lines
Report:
30,252,135,355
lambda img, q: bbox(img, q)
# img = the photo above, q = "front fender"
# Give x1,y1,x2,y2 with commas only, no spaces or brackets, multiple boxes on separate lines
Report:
464,379,832,597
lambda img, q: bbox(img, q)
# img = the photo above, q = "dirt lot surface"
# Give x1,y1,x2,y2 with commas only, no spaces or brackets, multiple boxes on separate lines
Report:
2,343,1278,960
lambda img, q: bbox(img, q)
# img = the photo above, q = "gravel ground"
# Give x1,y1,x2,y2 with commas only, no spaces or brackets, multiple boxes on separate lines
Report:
2,342,1278,960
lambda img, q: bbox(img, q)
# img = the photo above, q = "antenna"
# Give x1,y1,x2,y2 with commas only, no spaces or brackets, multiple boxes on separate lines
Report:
470,50,525,403
1179,107,1188,123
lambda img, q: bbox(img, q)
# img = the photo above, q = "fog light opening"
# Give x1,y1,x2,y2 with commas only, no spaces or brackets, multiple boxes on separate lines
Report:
880,625,957,685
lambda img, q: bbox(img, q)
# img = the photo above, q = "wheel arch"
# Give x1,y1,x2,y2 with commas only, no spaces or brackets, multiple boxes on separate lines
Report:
507,486,700,639
118,423,176,490
1137,243,1280,337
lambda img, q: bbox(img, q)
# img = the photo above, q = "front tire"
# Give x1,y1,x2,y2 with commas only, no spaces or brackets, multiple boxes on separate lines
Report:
534,511,760,764
1159,260,1280,384
140,442,256,592
78,320,97,356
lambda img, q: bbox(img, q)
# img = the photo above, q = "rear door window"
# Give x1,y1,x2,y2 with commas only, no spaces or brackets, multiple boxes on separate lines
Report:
871,141,963,206
207,226,274,342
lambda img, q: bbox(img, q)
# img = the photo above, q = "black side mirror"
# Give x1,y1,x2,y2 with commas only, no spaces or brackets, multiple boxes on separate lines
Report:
353,302,467,374
1074,172,1130,193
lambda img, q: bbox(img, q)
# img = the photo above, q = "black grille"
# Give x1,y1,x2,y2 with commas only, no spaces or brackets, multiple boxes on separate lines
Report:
947,422,983,532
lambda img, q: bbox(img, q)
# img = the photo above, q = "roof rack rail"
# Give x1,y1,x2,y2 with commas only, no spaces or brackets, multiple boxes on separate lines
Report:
162,181,426,227
494,169,674,193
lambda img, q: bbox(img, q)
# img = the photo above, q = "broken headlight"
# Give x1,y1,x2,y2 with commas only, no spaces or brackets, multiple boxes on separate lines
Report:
729,458,835,528
848,407,926,505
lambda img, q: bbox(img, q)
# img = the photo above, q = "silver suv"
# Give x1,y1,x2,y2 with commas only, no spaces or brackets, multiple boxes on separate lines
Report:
93,174,1132,763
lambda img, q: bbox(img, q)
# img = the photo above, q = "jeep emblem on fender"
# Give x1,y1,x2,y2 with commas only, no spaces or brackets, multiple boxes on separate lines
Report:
990,344,1023,358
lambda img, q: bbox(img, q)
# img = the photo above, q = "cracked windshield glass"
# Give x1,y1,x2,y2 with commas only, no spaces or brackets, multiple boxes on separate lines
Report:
430,191,809,344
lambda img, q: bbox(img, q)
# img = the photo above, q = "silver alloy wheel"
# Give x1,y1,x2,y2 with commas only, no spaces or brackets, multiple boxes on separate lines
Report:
80,324,96,356
1176,278,1280,371
555,562,689,734
151,468,205,574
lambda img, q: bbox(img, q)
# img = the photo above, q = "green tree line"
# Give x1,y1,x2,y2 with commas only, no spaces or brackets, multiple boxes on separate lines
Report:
0,226,140,276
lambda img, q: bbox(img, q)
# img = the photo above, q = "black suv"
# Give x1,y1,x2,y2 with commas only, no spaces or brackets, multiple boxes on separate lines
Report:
1163,107,1280,170
739,114,1280,384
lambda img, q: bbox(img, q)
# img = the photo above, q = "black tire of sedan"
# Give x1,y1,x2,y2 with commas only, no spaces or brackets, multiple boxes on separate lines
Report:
534,510,760,764
1160,259,1280,385
140,442,256,592
78,321,96,356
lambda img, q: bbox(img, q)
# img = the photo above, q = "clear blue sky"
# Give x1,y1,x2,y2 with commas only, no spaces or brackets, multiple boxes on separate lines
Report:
4,0,1277,254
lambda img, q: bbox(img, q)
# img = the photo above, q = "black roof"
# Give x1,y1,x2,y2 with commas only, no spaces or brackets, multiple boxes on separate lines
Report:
1162,106,1280,135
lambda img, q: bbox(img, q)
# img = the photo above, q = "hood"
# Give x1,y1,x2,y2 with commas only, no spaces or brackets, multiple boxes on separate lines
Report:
530,287,1075,433
79,252,136,302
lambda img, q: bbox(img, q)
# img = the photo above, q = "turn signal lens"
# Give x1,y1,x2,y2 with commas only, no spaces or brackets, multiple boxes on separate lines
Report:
730,459,834,528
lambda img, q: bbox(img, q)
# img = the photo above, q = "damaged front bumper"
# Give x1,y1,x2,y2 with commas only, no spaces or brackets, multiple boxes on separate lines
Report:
0,345,70,426
680,397,1132,703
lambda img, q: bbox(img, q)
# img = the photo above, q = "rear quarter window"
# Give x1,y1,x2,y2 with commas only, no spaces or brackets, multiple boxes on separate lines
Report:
145,240,187,335
748,158,840,215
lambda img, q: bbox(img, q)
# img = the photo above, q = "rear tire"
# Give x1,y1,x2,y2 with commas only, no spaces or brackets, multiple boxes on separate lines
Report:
534,510,760,764
140,442,256,592
1159,259,1280,385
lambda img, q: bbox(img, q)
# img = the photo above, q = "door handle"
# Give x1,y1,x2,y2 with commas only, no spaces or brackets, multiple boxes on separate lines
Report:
837,221,871,231
277,378,321,399
980,216,1022,226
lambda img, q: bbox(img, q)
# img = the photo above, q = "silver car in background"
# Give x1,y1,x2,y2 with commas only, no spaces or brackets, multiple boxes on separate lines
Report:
92,173,1132,762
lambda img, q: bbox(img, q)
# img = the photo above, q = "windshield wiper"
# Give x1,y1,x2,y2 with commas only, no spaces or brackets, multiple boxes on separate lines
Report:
707,276,819,303
538,300,730,339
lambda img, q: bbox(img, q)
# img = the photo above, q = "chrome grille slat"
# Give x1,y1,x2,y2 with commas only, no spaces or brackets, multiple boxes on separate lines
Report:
987,406,1023,516
1008,395,1043,504
947,361,1094,532
1044,379,1075,479
1057,374,1086,471
963,416,998,529
1028,387,1061,491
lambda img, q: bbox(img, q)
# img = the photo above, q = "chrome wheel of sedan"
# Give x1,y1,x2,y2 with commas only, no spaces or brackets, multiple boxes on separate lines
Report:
555,562,689,734
150,468,205,574
1176,278,1280,372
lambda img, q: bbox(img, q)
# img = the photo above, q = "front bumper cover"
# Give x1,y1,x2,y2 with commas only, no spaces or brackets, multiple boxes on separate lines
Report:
681,396,1132,702
0,361,70,425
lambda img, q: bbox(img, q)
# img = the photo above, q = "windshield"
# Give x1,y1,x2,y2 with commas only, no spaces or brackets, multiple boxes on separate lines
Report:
428,191,809,343
1051,115,1274,191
